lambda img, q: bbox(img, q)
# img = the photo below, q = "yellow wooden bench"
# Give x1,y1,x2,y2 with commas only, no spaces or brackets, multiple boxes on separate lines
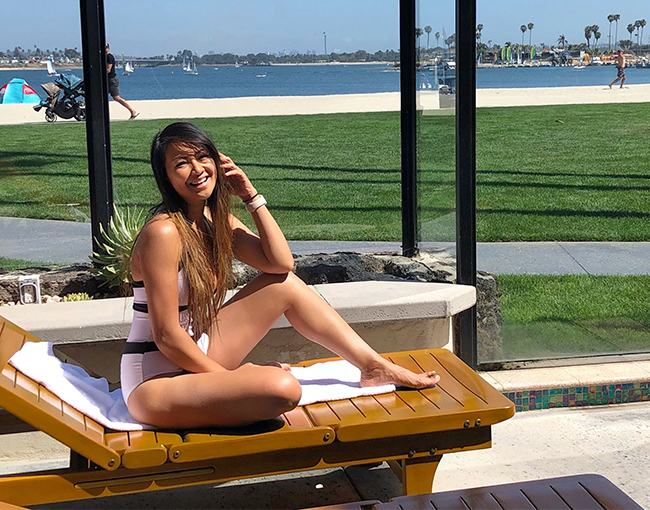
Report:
0,314,514,507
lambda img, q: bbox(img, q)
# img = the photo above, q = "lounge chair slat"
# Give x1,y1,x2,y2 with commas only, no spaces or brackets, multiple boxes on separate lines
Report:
61,401,90,433
386,354,462,410
121,431,169,469
283,407,316,429
326,399,366,425
36,386,66,419
408,352,488,410
13,372,39,403
83,415,105,443
303,402,341,428
368,393,417,420
154,431,184,447
390,390,439,415
0,322,25,369
348,395,392,422
427,351,489,403
104,432,131,451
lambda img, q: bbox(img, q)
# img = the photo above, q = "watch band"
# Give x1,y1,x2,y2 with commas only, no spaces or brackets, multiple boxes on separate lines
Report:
246,195,267,212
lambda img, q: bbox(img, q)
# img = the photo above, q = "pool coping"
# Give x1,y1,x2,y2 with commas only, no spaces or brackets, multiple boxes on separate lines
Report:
481,358,650,412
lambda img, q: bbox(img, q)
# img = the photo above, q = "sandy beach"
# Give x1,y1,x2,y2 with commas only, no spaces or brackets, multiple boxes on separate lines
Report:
1,84,648,125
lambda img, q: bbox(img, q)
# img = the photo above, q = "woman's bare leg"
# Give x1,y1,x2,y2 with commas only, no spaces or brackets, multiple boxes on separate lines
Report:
127,363,301,428
209,272,440,388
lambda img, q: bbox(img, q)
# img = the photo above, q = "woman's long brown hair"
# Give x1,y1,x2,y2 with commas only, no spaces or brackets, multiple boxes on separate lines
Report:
148,122,233,339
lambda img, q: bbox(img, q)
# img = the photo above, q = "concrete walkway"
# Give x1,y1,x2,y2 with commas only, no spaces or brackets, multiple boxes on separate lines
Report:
3,216,650,275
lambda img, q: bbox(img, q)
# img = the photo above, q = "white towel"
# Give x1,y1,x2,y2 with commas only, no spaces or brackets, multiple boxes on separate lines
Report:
9,341,148,431
292,359,395,406
8,342,395,430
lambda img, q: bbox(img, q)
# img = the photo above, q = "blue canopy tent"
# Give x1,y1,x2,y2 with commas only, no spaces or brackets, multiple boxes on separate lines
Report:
0,78,41,104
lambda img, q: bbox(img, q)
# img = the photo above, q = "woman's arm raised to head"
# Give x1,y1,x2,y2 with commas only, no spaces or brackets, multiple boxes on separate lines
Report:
133,217,225,373
230,212,294,273
221,153,294,273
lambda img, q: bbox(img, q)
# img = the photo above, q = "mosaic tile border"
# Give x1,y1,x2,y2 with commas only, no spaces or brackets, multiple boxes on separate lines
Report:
504,382,650,412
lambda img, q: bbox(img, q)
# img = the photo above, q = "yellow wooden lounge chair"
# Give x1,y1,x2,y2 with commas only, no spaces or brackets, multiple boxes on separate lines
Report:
0,314,514,507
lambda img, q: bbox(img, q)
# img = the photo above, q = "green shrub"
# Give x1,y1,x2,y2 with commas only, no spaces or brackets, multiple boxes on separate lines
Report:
89,206,146,290
62,292,92,302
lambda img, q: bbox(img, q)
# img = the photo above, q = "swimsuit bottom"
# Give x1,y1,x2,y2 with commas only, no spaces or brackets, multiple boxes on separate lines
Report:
120,332,210,404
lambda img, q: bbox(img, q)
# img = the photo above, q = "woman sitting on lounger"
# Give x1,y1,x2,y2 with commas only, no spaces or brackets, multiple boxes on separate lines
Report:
120,122,440,428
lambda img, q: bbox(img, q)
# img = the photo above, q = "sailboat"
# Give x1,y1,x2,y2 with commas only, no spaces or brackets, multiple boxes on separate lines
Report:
181,55,190,72
123,61,134,75
184,57,198,75
46,58,59,77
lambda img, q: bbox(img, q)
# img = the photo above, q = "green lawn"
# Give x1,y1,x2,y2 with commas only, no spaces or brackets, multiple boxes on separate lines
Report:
1,102,649,241
0,257,51,271
497,274,650,361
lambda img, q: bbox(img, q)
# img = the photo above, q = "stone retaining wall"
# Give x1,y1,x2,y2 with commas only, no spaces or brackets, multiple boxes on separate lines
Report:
1,249,502,359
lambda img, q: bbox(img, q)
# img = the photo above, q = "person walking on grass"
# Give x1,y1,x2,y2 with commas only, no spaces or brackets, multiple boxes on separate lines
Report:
608,50,626,89
120,122,440,429
105,43,139,119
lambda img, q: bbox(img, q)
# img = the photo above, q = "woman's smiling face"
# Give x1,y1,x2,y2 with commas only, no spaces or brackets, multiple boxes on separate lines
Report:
164,142,217,205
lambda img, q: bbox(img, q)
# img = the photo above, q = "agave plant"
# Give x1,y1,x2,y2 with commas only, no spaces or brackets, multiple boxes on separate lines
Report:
89,205,146,290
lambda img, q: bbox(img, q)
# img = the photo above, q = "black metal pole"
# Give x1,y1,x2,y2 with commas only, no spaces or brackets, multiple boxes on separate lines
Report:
399,0,418,257
455,0,478,368
80,0,113,256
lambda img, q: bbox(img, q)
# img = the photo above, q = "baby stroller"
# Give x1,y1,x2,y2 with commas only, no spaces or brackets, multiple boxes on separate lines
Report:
33,73,86,122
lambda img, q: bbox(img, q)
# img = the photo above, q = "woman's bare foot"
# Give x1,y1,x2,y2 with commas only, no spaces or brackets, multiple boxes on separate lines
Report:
359,359,440,389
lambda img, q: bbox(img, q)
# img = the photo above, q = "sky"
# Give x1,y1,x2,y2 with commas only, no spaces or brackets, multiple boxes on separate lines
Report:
1,1,648,57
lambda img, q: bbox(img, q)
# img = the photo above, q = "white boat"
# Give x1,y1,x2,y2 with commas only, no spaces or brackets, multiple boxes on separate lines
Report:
181,55,190,72
185,58,198,75
46,58,59,77
123,62,134,75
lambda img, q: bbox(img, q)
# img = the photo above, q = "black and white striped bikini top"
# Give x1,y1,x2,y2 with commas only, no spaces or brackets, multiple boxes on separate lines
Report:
130,271,190,314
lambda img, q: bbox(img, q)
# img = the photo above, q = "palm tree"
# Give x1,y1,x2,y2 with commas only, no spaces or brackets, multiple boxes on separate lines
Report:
591,25,599,48
415,28,423,50
584,26,592,47
557,34,567,49
594,30,601,49
435,31,440,49
527,23,534,49
634,20,642,46
640,20,646,47
627,23,635,45
613,14,621,49
476,24,483,44
607,14,615,50
425,25,432,49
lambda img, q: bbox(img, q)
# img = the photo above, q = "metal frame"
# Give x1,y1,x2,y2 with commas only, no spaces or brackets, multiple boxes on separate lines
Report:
455,0,478,368
400,0,418,258
80,0,113,256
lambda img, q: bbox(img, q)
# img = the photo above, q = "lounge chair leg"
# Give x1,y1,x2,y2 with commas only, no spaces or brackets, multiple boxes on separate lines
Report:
389,454,443,495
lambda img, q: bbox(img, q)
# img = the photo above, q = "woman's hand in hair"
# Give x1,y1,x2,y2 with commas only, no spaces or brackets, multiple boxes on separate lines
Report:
219,153,257,201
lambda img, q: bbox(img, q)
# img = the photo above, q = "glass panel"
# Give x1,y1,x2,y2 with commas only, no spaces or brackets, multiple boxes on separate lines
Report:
0,2,88,273
416,1,457,247
103,1,404,246
474,1,650,363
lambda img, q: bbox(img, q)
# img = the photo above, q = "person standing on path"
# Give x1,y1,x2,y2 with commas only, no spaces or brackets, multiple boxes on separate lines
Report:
608,50,627,89
106,43,139,119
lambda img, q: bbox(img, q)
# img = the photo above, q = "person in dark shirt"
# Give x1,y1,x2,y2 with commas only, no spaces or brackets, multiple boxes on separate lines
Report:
106,43,139,119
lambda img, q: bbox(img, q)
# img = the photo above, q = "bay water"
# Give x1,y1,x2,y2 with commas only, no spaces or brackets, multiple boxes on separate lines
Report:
1,63,649,102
